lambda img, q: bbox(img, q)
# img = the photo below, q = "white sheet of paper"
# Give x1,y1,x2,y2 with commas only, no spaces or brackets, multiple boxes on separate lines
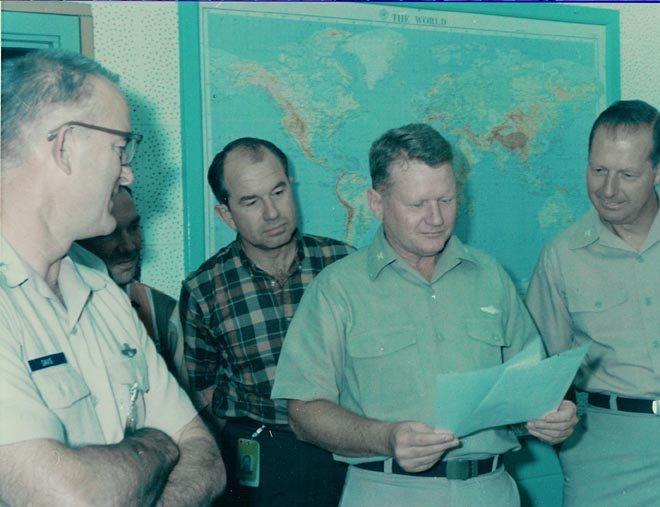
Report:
435,341,589,437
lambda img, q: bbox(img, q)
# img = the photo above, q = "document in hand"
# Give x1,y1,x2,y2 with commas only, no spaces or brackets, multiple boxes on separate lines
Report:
435,340,589,437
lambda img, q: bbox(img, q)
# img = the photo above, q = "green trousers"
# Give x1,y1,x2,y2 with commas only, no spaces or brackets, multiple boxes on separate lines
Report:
561,406,660,507
339,464,519,507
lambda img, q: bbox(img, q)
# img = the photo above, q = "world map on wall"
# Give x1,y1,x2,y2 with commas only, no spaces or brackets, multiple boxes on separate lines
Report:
202,4,610,289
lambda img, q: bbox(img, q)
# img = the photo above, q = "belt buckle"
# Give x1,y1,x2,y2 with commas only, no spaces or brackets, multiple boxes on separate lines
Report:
446,460,470,480
653,400,659,415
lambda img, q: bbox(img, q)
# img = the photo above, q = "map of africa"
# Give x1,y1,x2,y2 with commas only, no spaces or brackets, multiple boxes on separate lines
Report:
201,3,612,290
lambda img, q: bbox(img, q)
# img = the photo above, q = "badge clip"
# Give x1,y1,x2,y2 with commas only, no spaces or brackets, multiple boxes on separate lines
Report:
121,343,137,358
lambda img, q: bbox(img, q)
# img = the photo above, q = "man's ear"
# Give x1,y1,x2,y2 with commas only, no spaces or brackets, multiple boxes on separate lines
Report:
50,125,74,175
367,188,384,221
215,203,237,231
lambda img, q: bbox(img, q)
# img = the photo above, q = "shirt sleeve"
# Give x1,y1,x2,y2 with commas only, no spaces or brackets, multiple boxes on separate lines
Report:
495,261,545,362
526,244,573,355
166,303,203,406
178,282,220,394
271,275,345,403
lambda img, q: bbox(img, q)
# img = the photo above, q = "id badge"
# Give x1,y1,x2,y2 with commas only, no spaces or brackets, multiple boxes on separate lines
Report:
238,438,260,487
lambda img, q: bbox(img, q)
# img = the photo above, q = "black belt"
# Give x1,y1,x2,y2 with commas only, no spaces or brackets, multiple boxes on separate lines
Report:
582,390,659,415
355,456,500,480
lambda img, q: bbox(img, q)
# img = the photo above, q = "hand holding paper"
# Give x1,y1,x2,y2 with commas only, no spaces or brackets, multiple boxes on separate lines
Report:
388,421,459,473
526,399,578,445
435,341,589,437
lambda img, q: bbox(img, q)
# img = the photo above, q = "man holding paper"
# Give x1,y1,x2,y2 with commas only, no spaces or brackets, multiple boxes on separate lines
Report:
527,100,660,506
272,123,577,506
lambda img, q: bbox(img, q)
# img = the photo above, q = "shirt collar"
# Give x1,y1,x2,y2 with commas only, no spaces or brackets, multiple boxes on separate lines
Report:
0,235,29,288
367,226,478,281
234,229,304,276
566,189,660,251
0,235,105,292
564,208,602,250
367,227,398,280
642,189,660,250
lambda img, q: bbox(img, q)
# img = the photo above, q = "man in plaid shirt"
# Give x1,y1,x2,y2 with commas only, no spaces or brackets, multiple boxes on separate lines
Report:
179,137,354,507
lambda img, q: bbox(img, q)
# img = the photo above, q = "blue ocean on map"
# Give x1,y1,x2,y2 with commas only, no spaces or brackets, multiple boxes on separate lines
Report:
203,5,605,290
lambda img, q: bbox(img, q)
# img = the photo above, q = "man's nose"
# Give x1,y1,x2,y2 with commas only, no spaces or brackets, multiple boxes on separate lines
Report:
262,198,281,220
120,165,135,186
602,172,618,197
118,230,140,254
427,201,445,225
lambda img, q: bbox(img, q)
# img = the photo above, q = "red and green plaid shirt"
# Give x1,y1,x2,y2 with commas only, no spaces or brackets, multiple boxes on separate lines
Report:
180,233,354,424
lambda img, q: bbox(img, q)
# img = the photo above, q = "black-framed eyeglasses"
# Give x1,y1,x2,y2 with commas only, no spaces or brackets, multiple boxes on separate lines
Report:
46,121,143,166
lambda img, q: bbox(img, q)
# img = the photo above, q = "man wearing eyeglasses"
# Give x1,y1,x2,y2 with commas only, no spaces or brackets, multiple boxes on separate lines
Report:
0,49,225,505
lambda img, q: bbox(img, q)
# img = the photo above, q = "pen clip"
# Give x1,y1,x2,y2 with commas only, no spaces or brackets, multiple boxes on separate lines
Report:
250,425,266,439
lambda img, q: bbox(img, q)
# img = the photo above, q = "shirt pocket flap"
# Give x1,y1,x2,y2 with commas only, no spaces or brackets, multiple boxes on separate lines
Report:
33,365,91,409
567,288,627,313
466,317,508,347
347,326,416,358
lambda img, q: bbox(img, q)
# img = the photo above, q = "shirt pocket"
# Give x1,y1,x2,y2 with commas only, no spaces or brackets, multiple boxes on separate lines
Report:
33,364,90,407
32,364,100,445
566,288,628,343
107,353,150,433
346,325,422,420
463,316,508,368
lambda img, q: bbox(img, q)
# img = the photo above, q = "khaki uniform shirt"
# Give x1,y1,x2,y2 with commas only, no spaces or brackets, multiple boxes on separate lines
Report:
526,199,660,398
272,228,539,462
0,237,196,446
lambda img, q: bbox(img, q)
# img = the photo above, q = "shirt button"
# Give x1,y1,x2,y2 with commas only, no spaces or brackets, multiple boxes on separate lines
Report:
71,327,78,336
594,301,603,309
653,340,660,349
637,256,644,263
645,297,653,306
431,294,436,300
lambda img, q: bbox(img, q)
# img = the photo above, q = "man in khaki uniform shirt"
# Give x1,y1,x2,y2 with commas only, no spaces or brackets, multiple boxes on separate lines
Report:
0,49,225,505
273,123,577,507
527,100,660,507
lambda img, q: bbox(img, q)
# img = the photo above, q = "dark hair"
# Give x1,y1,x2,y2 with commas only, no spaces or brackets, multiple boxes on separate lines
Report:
1,49,119,165
588,100,659,167
207,137,289,206
369,123,453,190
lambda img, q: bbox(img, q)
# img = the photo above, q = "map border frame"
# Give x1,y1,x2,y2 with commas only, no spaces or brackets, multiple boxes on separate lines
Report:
178,1,620,274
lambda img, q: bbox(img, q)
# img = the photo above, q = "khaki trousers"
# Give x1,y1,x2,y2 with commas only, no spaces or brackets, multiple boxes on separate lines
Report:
339,464,519,507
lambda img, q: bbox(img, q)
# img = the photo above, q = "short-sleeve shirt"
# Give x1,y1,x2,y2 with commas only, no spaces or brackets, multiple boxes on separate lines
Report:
526,201,660,398
272,228,539,462
0,237,197,447
180,233,354,424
